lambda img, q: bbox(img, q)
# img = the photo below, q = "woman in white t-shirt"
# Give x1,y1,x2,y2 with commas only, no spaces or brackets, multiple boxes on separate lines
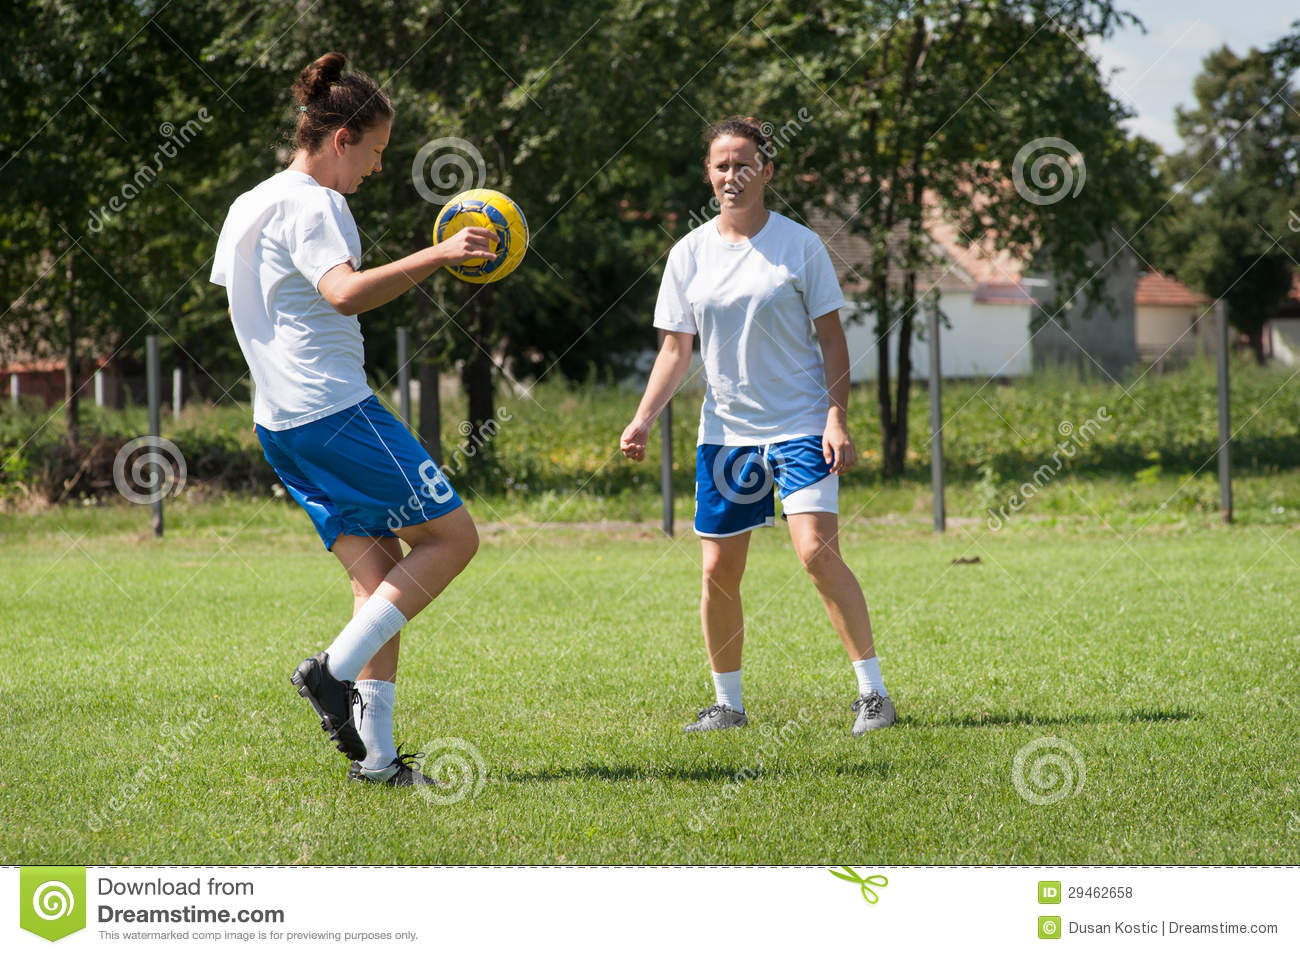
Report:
620,117,895,736
212,52,497,786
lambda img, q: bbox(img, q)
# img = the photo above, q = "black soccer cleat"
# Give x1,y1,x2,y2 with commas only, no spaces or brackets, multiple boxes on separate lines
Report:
347,751,444,788
289,651,366,761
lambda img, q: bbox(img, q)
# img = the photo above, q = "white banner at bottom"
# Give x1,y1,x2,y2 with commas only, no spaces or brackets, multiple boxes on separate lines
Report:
5,866,1296,954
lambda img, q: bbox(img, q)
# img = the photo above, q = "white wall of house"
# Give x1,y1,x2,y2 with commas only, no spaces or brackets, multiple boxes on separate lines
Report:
1135,304,1209,358
842,291,1034,380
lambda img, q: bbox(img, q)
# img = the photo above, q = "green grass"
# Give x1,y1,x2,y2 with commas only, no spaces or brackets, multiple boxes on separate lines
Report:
3,502,1298,863
6,356,1300,507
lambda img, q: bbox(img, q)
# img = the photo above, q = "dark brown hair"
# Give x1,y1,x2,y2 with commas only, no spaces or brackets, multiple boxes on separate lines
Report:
704,116,773,168
291,52,394,153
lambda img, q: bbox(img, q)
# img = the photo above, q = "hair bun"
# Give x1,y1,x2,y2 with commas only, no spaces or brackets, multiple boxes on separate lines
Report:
293,51,346,105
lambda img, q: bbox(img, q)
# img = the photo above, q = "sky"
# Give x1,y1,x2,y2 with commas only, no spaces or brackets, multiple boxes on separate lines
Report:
1090,0,1298,152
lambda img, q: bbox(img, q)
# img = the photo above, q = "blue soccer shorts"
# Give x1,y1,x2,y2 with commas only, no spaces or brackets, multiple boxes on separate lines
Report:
256,394,463,550
694,435,838,538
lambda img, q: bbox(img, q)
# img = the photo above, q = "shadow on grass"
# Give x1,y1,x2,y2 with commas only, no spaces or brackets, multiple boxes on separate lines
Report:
499,760,892,785
916,707,1194,729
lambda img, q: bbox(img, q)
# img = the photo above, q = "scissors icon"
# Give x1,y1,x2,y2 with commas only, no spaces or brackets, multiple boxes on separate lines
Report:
828,866,888,903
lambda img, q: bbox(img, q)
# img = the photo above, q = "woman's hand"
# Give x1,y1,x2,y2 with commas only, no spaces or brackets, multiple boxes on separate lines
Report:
620,419,651,461
823,417,857,474
432,227,498,266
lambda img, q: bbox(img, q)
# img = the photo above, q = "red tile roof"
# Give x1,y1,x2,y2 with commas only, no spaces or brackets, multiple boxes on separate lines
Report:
1136,271,1210,307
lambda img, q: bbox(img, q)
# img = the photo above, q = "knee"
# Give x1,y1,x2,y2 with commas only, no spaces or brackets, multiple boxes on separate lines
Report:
454,519,480,569
701,551,744,592
797,538,841,581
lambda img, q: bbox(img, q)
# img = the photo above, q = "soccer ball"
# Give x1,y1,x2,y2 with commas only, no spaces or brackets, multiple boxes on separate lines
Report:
434,188,529,284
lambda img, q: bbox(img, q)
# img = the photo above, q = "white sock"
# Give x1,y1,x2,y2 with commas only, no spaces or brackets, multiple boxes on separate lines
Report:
852,656,888,698
712,669,743,712
324,595,407,683
354,680,399,775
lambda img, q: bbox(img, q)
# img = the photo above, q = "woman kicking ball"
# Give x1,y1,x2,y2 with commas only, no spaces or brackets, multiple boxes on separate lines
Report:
620,117,895,736
211,52,495,785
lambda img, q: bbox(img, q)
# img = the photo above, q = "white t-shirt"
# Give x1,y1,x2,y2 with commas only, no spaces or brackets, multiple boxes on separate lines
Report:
210,169,372,431
654,212,846,445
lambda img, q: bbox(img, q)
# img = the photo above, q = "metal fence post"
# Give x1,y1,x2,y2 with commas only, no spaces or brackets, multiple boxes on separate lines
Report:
396,327,411,431
1216,300,1233,524
928,302,946,532
147,335,163,538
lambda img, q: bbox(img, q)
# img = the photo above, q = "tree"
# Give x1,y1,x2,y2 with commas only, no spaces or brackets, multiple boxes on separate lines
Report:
0,0,246,440
203,0,743,469
1148,43,1300,364
744,0,1162,475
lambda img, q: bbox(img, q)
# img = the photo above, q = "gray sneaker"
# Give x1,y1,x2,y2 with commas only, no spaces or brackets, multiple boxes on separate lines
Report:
685,703,749,733
851,692,896,735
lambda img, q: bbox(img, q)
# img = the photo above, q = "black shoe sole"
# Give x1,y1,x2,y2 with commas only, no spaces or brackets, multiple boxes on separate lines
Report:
290,665,366,761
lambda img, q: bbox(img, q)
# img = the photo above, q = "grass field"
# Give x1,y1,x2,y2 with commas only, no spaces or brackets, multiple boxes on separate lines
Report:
3,498,1298,864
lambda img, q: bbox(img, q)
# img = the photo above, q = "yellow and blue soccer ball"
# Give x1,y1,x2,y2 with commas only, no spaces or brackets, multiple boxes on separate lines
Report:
433,188,529,284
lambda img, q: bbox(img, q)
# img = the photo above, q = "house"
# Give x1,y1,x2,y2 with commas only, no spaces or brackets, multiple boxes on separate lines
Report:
810,208,1037,381
808,205,1138,381
1134,271,1213,366
1133,270,1300,366
0,354,119,409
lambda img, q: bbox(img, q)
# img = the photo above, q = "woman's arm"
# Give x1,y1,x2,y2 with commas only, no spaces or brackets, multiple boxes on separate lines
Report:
620,331,695,461
315,227,497,315
813,310,858,474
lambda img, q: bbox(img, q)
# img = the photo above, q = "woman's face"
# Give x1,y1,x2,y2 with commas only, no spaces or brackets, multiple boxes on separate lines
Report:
336,120,391,193
706,134,772,214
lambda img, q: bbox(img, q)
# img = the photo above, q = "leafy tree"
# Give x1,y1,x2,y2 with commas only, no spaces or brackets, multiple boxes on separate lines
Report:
1148,42,1300,364
744,0,1162,475
2,3,184,440
203,0,743,471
